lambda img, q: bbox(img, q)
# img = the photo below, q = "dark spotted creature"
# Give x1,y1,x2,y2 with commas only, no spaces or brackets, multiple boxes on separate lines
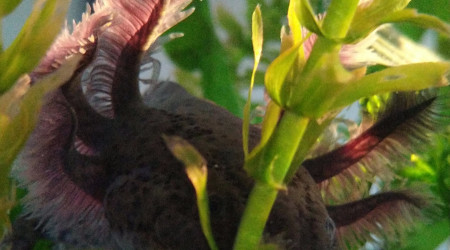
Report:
7,0,449,249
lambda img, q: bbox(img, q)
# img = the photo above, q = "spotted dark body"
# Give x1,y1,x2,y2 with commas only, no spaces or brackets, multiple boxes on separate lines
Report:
14,78,335,249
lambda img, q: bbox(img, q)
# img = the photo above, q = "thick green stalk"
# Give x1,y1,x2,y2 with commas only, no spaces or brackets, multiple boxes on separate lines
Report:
234,112,309,249
300,37,340,78
264,112,310,183
233,182,278,249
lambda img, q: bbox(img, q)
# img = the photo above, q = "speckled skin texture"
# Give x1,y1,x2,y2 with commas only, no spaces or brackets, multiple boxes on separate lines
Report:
13,82,334,249
13,77,336,249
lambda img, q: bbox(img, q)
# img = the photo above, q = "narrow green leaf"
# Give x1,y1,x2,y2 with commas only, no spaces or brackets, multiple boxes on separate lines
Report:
260,101,282,147
0,0,23,18
346,0,411,42
382,9,450,36
162,135,218,250
264,43,300,106
0,0,71,93
287,0,302,45
293,0,322,36
0,73,29,118
0,54,81,172
0,54,80,238
333,62,450,109
252,5,263,63
243,4,263,158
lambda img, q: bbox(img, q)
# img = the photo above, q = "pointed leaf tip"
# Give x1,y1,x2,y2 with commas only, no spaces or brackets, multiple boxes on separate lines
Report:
162,135,218,250
252,4,263,62
293,0,323,36
244,4,264,157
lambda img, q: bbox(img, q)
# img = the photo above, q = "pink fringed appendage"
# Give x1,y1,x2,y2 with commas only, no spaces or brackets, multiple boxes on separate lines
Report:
12,91,113,247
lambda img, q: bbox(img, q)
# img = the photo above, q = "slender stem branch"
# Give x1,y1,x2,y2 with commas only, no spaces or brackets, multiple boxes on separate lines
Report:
198,189,218,250
299,0,359,85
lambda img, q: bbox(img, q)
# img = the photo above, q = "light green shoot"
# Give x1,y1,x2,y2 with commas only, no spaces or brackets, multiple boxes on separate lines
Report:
163,135,219,250
243,4,263,158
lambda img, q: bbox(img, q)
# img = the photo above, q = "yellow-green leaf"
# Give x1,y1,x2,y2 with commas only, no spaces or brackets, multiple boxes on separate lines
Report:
260,101,282,147
265,43,301,107
346,0,411,42
163,135,207,175
243,5,263,158
0,0,22,18
0,0,71,93
293,0,322,36
333,62,450,109
0,73,29,118
382,9,450,36
162,135,218,250
0,54,81,191
252,5,263,63
0,54,80,238
287,0,302,45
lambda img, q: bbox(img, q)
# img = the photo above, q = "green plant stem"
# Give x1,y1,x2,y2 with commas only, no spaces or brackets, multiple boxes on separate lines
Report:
265,112,310,183
234,112,309,249
300,0,359,82
233,182,278,249
301,37,340,78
